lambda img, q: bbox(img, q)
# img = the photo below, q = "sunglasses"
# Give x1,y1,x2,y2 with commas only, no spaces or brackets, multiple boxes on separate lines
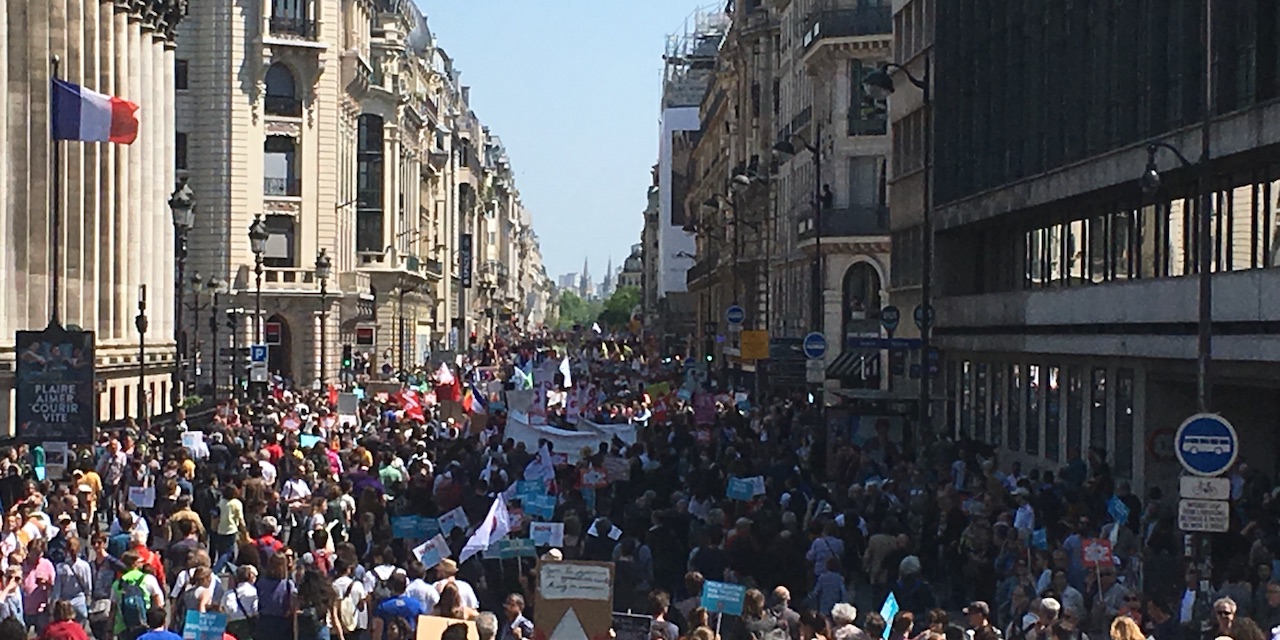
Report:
1216,611,1235,617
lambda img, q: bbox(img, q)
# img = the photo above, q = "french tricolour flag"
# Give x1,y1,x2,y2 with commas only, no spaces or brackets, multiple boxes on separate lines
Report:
51,78,139,144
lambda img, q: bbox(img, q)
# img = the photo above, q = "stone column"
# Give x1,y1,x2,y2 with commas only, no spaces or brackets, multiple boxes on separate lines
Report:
163,40,176,362
114,6,131,342
383,122,399,254
0,0,9,339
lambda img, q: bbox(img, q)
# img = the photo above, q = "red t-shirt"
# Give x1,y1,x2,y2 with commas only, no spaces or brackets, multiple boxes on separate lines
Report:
41,620,90,640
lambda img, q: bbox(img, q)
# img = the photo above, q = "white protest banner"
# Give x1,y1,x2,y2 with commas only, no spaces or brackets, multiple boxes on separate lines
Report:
530,522,565,548
438,506,469,535
412,534,452,569
128,486,156,509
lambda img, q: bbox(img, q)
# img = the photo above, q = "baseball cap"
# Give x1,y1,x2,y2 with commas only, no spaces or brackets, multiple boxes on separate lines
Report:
964,601,991,617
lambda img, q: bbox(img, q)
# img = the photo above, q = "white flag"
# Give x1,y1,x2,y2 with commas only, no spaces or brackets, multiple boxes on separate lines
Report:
435,362,455,386
459,497,512,563
591,322,602,334
559,357,573,388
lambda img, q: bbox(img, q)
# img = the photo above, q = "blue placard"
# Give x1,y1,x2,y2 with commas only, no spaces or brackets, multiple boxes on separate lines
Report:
1031,528,1048,550
183,611,228,640
485,538,538,560
525,494,556,519
1107,496,1130,526
1175,413,1239,477
391,515,420,540
878,592,899,639
299,434,321,449
726,477,755,501
516,479,546,498
419,517,442,539
419,543,443,568
700,581,746,616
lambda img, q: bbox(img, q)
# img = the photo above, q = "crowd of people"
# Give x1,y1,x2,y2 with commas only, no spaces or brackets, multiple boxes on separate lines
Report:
0,332,1271,640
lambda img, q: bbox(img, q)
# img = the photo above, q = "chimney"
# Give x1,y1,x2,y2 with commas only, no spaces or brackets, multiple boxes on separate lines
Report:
462,86,471,104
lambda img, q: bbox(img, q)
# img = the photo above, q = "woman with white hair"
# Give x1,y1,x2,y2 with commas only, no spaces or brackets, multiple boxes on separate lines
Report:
831,604,868,640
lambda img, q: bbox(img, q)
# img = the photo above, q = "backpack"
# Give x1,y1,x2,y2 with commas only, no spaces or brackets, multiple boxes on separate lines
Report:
116,570,150,630
369,570,395,603
337,580,360,633
311,549,332,576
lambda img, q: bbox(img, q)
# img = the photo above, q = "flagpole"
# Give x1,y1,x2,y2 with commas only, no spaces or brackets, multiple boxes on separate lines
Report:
49,55,63,328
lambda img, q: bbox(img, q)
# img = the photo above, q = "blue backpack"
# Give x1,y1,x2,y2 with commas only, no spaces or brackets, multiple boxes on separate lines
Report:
116,570,150,630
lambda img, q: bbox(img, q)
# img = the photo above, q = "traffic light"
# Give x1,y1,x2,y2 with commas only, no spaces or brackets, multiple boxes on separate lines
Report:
342,345,353,369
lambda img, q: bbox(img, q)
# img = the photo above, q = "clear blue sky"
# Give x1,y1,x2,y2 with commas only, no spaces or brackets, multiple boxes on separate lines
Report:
418,0,709,282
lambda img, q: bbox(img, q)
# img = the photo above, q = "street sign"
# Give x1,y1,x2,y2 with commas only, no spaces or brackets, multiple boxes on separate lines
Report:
913,304,935,330
880,306,901,334
250,344,268,363
1180,476,1232,500
1178,498,1230,532
848,337,923,350
725,305,745,326
1174,413,1238,477
249,363,268,383
802,332,827,360
805,359,825,383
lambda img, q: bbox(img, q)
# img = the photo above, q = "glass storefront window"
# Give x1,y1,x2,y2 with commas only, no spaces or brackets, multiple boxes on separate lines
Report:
1091,368,1108,450
1046,366,1061,462
961,361,973,439
992,366,1005,448
1067,366,1083,459
1026,365,1040,455
1115,368,1135,479
975,363,988,442
1008,364,1022,451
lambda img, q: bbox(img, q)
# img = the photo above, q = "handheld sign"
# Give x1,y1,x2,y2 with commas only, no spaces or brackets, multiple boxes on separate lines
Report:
1081,538,1113,567
700,580,746,616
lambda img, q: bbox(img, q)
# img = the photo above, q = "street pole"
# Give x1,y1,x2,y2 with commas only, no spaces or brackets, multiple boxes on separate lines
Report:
174,229,186,408
918,58,934,439
319,276,328,384
254,254,263,400
209,291,219,398
811,121,823,334
1196,0,1214,413
135,285,148,423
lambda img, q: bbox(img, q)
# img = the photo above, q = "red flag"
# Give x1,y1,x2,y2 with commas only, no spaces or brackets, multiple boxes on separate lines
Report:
327,384,338,408
399,389,426,422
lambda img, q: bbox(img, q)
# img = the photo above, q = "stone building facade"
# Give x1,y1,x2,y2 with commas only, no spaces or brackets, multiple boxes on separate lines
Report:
0,0,187,430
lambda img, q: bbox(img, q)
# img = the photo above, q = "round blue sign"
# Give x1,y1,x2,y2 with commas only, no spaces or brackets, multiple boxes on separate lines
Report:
1174,413,1238,477
802,332,827,360
725,305,746,325
880,306,901,332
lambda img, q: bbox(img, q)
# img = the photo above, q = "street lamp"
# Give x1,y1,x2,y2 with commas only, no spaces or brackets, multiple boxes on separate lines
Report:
315,248,332,385
248,214,269,399
862,60,932,437
169,178,195,409
773,128,824,334
135,285,148,423
205,275,224,397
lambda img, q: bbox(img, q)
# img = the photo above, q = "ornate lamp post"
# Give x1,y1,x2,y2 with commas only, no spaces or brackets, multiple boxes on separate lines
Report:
169,179,195,408
248,215,269,399
314,249,332,385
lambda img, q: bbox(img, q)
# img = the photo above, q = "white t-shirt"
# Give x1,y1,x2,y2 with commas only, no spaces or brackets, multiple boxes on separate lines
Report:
223,583,259,622
405,578,440,612
431,578,478,610
334,575,369,630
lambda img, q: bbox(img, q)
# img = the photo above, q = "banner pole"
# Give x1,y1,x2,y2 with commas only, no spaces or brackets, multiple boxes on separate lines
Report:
49,55,63,327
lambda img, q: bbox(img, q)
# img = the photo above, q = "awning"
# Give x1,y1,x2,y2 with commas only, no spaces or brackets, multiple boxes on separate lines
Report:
825,352,865,379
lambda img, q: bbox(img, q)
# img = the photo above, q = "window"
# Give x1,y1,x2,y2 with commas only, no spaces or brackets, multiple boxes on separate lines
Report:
991,366,1005,448
1114,368,1135,479
264,64,301,117
1090,368,1108,450
1067,366,1083,458
263,136,299,196
848,60,887,136
175,132,187,171
1007,364,1022,451
356,114,385,252
1045,366,1061,462
841,262,882,339
263,215,296,267
847,156,882,209
975,363,988,442
1026,365,1040,455
176,59,189,90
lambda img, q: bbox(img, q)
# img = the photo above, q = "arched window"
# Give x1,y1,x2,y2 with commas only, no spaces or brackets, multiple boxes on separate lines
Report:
842,262,882,339
356,114,385,252
264,64,300,117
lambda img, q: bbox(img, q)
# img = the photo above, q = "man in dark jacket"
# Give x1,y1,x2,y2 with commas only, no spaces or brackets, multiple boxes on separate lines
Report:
769,586,802,640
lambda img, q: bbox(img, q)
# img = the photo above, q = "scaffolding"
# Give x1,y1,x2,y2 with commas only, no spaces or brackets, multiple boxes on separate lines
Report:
662,4,730,109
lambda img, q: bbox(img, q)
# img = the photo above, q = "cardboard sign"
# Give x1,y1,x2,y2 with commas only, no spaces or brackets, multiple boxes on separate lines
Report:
612,613,653,640
1081,538,1114,567
128,486,156,509
416,616,478,640
700,580,746,616
524,494,556,520
183,611,227,640
534,561,614,640
530,522,565,548
484,538,537,560
602,456,631,483
299,434,322,449
412,534,452,569
438,507,469,535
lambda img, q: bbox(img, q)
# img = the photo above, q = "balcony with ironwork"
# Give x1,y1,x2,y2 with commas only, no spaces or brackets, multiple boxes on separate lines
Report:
801,4,893,52
269,15,319,42
797,205,889,243
686,256,716,288
264,177,302,198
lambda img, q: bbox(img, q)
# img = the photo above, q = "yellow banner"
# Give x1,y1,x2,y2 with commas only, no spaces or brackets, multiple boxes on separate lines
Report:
739,330,769,361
